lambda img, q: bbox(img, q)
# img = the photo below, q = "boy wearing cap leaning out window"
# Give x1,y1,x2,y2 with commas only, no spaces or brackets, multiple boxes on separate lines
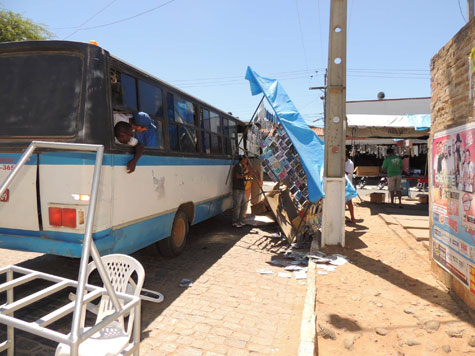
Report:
131,112,159,148
114,121,144,174
114,111,159,148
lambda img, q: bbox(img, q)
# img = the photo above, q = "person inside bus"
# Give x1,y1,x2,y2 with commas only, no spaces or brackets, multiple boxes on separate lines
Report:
114,121,144,173
131,112,159,148
114,110,159,148
113,110,133,127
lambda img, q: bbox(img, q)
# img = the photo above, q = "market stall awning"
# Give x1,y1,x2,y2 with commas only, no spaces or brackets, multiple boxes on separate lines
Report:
347,114,430,138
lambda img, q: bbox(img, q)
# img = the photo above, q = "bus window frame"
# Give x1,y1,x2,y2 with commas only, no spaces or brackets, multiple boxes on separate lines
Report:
165,91,199,154
137,78,166,150
199,108,238,157
108,57,241,158
109,65,167,152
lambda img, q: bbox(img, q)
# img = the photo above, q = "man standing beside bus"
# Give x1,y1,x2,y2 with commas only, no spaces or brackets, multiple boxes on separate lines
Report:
232,156,250,227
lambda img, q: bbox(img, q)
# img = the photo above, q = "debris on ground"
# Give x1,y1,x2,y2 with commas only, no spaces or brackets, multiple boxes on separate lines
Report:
178,278,193,287
256,238,350,281
294,270,307,280
257,269,274,275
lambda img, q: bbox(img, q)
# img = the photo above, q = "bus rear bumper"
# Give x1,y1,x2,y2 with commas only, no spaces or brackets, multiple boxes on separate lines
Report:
0,232,116,258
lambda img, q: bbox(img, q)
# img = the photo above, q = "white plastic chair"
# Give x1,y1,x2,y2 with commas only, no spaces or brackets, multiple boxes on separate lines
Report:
55,254,145,356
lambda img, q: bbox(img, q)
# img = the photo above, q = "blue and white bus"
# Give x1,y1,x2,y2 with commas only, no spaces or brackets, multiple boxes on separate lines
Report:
0,40,244,257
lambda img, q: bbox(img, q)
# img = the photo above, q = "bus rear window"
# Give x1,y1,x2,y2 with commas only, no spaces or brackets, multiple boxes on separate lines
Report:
0,53,83,138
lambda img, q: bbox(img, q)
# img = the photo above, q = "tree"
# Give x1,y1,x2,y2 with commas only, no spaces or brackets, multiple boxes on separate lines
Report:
0,9,53,43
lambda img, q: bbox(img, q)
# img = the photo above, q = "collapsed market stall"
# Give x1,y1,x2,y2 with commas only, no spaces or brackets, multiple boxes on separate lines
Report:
242,67,356,244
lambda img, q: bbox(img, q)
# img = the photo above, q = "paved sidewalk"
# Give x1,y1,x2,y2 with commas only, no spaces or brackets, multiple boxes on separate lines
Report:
0,214,307,356
139,220,307,356
379,198,430,247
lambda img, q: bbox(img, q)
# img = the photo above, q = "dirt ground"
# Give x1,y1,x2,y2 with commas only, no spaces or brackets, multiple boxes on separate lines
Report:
2,198,475,355
315,200,475,356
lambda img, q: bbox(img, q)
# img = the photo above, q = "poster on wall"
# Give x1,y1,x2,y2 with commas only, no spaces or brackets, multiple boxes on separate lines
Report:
432,122,475,295
470,47,475,103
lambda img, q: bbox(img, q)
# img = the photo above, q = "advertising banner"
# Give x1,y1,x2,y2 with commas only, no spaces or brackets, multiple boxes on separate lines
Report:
432,122,475,294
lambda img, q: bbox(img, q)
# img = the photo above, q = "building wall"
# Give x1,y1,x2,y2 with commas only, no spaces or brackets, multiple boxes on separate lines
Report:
430,18,475,310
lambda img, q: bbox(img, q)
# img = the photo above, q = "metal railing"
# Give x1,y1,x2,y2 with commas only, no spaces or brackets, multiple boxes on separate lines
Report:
0,141,141,356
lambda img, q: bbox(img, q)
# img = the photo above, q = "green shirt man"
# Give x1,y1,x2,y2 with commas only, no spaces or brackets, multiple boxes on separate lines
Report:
382,152,403,177
382,147,404,206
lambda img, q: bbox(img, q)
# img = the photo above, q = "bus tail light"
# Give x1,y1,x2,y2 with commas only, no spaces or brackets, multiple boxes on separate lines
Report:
48,206,81,228
49,207,63,226
63,208,77,228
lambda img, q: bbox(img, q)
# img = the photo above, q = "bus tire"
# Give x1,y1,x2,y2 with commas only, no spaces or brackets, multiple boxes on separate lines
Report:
158,211,188,257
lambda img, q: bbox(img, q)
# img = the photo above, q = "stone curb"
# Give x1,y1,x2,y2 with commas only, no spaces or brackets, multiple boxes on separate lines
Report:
298,238,319,356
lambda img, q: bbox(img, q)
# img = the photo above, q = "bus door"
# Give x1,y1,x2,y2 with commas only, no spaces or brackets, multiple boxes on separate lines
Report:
0,154,40,232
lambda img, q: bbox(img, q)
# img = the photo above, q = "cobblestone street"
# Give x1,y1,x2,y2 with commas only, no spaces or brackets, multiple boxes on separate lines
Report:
0,213,307,356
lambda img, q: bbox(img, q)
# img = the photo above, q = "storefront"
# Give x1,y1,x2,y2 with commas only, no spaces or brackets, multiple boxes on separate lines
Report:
349,138,428,188
346,113,430,189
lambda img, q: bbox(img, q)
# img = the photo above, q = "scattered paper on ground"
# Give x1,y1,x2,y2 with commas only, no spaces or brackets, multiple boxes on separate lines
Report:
257,269,274,274
294,270,307,280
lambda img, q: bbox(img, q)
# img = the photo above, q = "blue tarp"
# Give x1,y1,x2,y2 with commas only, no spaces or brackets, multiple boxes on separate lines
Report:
245,67,357,202
407,114,431,131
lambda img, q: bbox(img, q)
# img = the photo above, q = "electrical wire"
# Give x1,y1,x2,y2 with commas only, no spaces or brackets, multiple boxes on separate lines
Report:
171,68,320,84
63,0,119,39
170,67,429,87
64,0,177,35
458,0,467,23
316,0,325,67
173,70,430,88
348,0,355,33
294,0,311,82
176,74,312,88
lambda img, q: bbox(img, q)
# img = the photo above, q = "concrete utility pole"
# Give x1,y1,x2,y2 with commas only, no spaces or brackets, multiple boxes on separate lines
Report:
321,0,347,247
468,0,474,22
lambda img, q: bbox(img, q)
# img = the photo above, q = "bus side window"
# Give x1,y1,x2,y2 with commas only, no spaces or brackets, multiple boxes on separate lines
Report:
167,92,198,153
210,111,222,155
222,118,231,155
138,80,165,149
167,93,179,151
200,109,211,154
120,74,138,111
210,134,222,155
229,120,238,157
111,69,122,108
110,69,138,111
200,108,226,155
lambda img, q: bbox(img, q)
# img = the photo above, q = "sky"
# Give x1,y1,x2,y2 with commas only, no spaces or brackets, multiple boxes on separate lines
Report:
2,0,468,126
